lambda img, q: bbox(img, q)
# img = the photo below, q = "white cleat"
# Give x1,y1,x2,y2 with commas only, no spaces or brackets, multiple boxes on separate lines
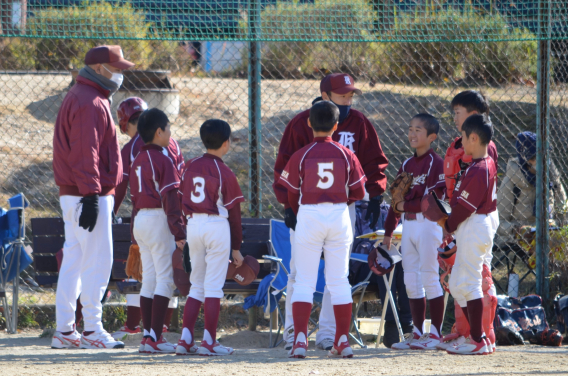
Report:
80,330,125,349
390,332,420,350
145,336,177,354
446,337,490,355
51,330,81,349
435,334,467,350
197,341,235,356
410,333,441,350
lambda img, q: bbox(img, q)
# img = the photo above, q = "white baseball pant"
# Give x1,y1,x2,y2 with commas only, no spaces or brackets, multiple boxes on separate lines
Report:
133,209,176,300
186,214,231,302
56,195,114,333
400,213,444,300
285,203,356,343
449,211,499,307
291,203,353,307
126,294,178,308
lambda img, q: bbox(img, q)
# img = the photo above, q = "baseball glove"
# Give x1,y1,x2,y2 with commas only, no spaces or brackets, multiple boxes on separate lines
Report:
525,329,563,346
495,326,525,346
125,244,143,281
389,172,413,214
421,191,451,222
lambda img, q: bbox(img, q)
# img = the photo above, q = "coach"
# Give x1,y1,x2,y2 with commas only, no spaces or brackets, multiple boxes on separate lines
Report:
51,46,134,349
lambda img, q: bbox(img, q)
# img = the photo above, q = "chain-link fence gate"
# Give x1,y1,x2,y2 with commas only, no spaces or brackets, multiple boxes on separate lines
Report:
0,0,566,330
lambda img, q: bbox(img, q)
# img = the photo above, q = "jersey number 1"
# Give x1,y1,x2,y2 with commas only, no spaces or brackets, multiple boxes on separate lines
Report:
135,166,142,193
191,177,206,203
317,162,334,189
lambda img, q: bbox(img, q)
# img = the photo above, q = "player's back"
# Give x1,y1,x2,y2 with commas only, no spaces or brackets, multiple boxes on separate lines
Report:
180,154,242,218
124,134,184,177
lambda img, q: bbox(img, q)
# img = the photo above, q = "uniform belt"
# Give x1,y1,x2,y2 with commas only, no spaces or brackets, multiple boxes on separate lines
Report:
405,212,418,221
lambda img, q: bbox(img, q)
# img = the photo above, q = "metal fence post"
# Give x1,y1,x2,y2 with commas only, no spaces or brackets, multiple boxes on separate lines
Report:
248,0,262,218
535,0,551,302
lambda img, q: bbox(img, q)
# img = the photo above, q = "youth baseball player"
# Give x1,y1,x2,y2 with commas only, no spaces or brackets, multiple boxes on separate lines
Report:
273,73,388,350
51,45,133,349
129,108,186,354
111,97,183,340
279,101,366,359
437,114,499,355
177,119,245,356
382,114,447,350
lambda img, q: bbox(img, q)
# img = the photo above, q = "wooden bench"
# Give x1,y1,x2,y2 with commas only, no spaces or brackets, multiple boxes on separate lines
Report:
30,217,271,296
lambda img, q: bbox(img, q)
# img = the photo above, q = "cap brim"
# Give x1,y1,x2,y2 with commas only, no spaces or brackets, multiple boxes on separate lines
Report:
332,86,362,95
108,59,135,69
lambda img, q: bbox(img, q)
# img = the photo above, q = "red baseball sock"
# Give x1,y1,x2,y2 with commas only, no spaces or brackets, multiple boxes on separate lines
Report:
466,298,484,343
125,305,141,330
292,302,312,344
164,307,174,329
409,297,426,335
140,296,153,337
461,306,469,324
428,295,445,337
150,295,170,341
203,298,221,345
182,297,202,342
333,303,352,346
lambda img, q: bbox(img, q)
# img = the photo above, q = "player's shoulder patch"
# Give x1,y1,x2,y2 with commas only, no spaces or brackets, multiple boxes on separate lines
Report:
460,190,470,199
281,170,289,179
439,173,445,181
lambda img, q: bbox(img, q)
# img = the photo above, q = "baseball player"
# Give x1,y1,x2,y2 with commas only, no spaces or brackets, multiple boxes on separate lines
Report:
51,45,133,349
437,114,499,355
129,108,186,354
176,119,245,356
273,73,389,350
279,101,366,359
111,97,183,340
382,114,447,350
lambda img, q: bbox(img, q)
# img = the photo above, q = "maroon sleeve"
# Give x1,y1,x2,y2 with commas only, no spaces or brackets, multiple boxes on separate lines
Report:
273,115,311,207
444,203,471,233
221,170,245,210
454,168,488,214
114,145,132,213
348,152,367,202
156,157,180,196
228,204,242,251
288,190,300,215
130,205,139,245
383,206,400,237
403,198,422,213
161,189,186,241
278,154,301,194
488,141,498,169
360,117,389,197
68,101,107,195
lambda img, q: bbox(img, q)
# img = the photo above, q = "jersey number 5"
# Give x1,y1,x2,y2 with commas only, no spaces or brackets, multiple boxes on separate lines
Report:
191,177,206,203
316,162,334,189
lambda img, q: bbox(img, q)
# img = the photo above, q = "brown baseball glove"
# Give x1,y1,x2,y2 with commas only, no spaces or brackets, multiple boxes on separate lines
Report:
125,244,143,281
389,172,413,214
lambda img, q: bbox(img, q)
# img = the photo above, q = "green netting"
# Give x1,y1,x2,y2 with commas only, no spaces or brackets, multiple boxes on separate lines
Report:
0,0,566,42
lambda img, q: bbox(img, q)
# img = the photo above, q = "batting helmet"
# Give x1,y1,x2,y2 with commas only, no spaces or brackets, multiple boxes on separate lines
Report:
117,97,147,133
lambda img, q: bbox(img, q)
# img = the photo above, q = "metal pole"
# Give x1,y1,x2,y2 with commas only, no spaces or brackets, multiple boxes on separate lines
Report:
248,0,262,218
535,0,551,302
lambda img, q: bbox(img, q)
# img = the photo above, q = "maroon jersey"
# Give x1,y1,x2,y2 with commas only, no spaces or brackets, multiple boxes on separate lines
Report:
383,148,445,236
130,144,180,210
450,156,497,215
114,134,184,213
273,108,388,206
180,154,245,217
278,137,366,205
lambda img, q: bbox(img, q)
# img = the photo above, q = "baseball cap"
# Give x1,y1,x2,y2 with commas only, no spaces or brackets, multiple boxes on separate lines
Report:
226,256,260,286
84,45,135,69
320,73,362,95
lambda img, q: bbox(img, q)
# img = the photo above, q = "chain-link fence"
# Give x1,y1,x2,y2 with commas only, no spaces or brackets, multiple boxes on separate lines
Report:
1,0,567,329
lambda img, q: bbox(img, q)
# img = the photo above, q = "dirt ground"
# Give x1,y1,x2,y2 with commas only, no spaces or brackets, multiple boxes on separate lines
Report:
1,329,567,376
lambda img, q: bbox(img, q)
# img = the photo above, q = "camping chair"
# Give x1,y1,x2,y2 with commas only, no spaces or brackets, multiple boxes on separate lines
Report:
1,194,31,334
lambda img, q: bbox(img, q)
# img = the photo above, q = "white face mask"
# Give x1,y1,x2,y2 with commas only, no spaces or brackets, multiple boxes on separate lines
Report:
102,65,124,87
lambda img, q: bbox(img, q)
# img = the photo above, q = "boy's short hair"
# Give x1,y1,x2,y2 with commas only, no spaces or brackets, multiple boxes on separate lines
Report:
309,101,339,132
138,108,169,144
462,114,493,146
200,119,231,150
450,90,490,114
412,113,440,136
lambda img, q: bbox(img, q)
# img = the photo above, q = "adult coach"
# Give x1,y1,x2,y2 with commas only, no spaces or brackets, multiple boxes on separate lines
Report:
273,73,389,350
51,45,134,349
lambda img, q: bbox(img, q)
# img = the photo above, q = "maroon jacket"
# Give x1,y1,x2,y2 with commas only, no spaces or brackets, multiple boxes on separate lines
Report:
53,76,122,197
273,108,388,208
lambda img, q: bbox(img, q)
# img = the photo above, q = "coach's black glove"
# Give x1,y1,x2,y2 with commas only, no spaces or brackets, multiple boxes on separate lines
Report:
79,194,99,232
365,195,383,229
284,207,297,231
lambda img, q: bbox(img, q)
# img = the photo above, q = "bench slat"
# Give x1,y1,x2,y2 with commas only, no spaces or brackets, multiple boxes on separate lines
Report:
112,224,132,242
241,218,271,225
242,223,270,242
33,236,64,254
113,242,131,260
33,254,59,272
31,218,65,236
240,241,270,259
36,275,58,287
112,260,128,280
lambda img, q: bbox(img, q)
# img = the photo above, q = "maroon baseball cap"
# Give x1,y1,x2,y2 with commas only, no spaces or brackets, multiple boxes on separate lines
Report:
84,45,135,69
320,73,362,95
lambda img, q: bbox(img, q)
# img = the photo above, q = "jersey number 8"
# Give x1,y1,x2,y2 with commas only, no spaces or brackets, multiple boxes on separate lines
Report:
317,162,334,189
191,176,206,203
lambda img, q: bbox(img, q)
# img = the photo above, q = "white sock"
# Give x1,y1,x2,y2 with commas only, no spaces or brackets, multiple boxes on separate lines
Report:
143,329,150,337
181,327,193,344
295,332,307,344
430,325,440,338
337,334,348,346
413,326,422,336
203,329,213,346
149,329,158,342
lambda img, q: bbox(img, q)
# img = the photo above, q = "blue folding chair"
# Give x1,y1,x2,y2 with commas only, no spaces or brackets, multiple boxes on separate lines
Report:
1,193,32,333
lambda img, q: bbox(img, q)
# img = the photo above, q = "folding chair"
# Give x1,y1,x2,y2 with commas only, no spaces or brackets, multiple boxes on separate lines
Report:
1,194,31,334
